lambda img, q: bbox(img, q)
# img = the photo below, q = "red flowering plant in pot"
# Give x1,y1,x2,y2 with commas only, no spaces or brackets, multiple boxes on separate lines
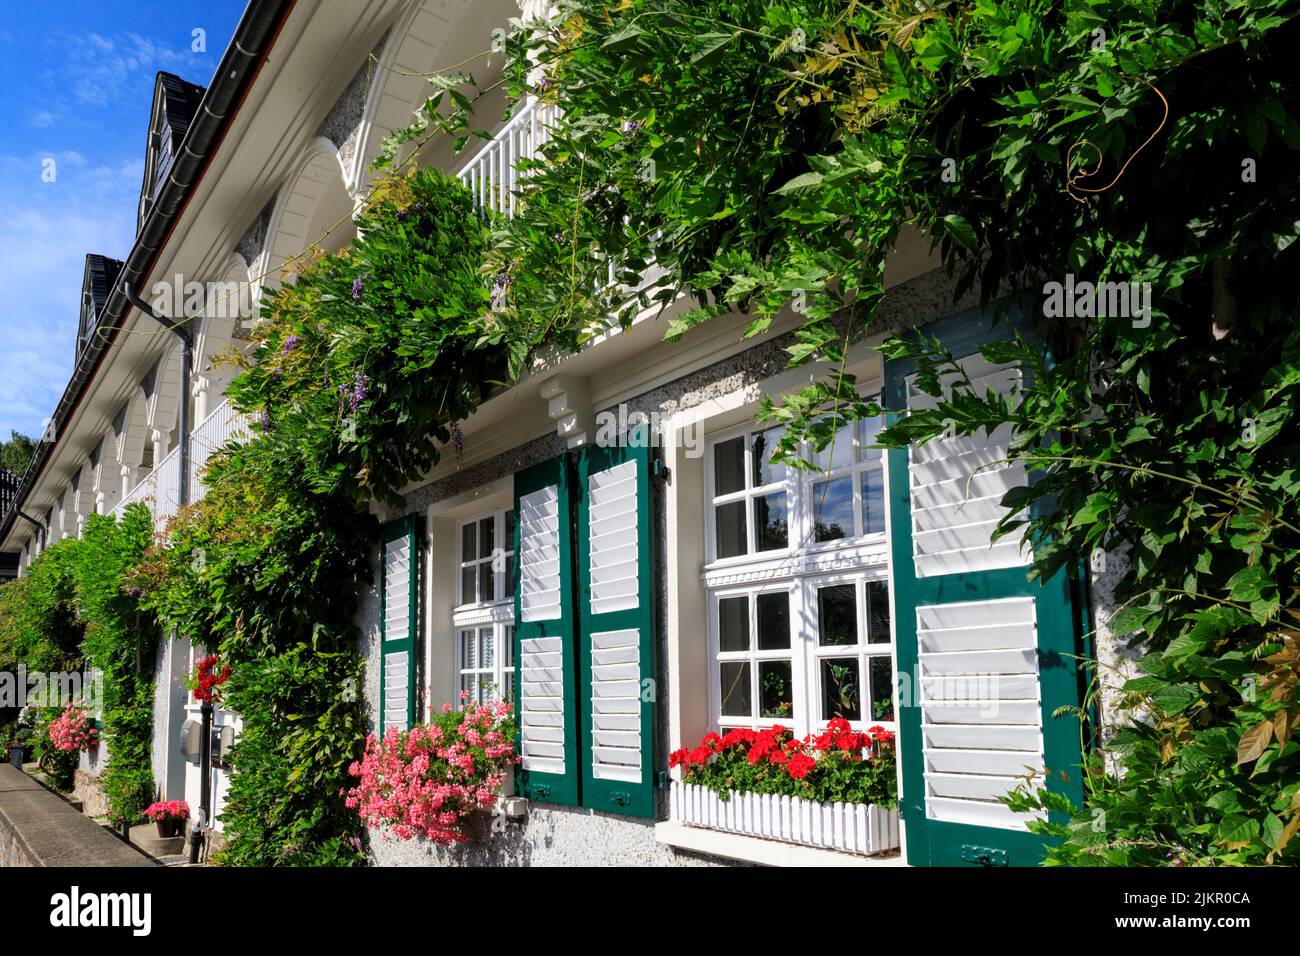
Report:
343,695,519,844
144,800,190,838
670,719,898,808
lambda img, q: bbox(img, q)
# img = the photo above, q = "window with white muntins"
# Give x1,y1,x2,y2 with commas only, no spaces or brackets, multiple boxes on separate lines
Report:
704,397,894,738
453,508,516,705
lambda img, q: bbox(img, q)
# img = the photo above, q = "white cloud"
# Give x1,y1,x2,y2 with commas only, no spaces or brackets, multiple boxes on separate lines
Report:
0,152,139,439
60,31,205,107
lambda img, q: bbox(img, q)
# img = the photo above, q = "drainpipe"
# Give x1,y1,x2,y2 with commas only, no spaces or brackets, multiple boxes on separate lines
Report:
123,283,206,864
14,510,47,556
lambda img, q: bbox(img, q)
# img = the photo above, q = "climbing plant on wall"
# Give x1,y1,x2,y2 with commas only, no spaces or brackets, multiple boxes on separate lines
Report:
385,0,1300,864
135,168,498,865
0,508,160,819
74,505,159,829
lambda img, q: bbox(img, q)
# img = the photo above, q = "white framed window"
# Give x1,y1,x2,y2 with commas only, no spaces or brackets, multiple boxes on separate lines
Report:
711,585,799,728
453,508,516,706
456,622,515,706
706,424,792,562
807,576,894,726
808,413,885,545
457,509,516,608
703,396,894,738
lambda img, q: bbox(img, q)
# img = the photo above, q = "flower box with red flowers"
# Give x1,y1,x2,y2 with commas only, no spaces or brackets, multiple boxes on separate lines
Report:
669,720,900,857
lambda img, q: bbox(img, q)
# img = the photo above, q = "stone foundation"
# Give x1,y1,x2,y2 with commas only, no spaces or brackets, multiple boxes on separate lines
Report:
72,769,109,819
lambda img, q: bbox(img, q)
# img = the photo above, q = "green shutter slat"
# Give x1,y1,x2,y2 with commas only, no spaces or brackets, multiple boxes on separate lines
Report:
513,454,581,806
884,299,1085,867
576,434,656,818
379,515,418,734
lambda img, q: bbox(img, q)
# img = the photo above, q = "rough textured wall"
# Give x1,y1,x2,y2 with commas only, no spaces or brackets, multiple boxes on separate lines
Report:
370,802,728,866
325,30,390,176
1088,543,1141,773
235,196,276,272
72,770,108,819
0,816,34,866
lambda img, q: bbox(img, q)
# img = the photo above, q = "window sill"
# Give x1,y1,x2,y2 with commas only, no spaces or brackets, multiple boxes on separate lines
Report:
451,601,515,626
655,821,906,867
701,539,888,588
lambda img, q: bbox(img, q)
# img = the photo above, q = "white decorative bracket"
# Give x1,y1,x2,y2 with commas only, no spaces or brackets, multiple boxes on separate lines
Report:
539,374,593,449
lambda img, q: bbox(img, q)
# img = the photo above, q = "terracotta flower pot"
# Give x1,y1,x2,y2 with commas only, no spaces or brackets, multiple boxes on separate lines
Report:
155,817,183,839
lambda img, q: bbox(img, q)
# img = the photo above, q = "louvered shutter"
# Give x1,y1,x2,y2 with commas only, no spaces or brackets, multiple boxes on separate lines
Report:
576,435,656,817
379,516,418,734
512,455,580,806
885,305,1084,867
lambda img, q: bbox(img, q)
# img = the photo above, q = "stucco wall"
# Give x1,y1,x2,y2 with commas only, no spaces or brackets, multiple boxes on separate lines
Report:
1087,543,1141,773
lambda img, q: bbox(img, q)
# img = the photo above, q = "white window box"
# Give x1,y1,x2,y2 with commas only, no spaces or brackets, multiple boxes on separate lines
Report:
668,781,900,859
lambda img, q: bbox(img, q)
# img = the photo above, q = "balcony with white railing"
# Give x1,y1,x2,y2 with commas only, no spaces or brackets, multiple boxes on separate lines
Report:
112,398,249,528
456,98,558,218
456,98,663,307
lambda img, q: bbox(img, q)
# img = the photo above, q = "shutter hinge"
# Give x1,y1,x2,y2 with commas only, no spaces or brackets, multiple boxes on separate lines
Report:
656,770,669,790
651,457,670,481
960,844,1008,867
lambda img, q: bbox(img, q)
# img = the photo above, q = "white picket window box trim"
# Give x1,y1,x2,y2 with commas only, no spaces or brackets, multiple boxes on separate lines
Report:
669,781,901,859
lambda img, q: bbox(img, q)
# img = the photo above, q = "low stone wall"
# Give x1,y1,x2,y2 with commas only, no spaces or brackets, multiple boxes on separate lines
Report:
73,770,110,819
0,765,156,867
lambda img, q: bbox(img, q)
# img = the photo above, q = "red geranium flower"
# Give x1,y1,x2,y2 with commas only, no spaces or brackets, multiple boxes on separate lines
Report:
786,752,816,780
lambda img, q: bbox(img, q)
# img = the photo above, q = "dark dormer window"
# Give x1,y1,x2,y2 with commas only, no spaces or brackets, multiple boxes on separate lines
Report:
76,255,124,362
138,73,206,232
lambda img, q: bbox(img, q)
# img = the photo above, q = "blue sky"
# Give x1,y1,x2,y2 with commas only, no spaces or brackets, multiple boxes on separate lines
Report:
0,2,246,441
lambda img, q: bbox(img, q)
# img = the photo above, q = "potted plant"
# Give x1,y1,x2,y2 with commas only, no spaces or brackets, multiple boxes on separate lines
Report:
48,703,98,753
4,734,23,769
143,800,190,838
344,695,518,843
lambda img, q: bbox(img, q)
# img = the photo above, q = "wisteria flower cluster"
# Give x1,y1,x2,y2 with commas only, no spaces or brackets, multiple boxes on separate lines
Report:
670,719,897,808
144,800,190,823
48,704,98,753
189,655,232,704
344,696,519,844
336,370,368,415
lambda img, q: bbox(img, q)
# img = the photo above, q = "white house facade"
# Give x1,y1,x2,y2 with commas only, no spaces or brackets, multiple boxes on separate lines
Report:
0,0,1118,867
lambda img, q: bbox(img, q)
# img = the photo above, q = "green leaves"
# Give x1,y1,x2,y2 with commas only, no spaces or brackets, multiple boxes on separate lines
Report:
941,214,979,250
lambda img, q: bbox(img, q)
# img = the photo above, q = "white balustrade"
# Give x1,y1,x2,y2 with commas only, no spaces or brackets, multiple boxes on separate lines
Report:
112,398,248,528
456,98,558,218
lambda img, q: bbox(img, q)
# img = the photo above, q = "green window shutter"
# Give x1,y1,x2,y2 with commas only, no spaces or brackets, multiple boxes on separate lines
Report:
512,454,580,806
884,303,1084,867
379,515,419,734
575,434,656,818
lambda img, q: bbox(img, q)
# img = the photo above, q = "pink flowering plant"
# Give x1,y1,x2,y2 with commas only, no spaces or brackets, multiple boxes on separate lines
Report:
143,800,190,823
344,695,518,843
48,704,98,753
